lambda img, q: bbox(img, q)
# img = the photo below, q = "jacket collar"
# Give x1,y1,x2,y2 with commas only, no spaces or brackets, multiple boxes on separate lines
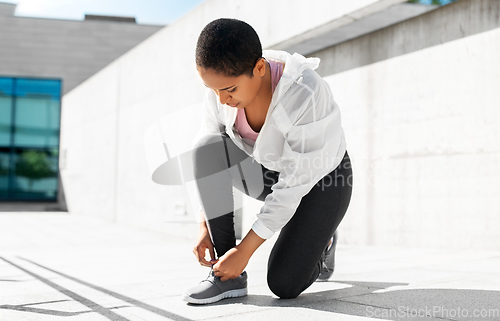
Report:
263,50,320,110
223,50,320,128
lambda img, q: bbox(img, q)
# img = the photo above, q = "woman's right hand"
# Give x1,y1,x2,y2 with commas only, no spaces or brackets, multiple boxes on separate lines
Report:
193,223,218,267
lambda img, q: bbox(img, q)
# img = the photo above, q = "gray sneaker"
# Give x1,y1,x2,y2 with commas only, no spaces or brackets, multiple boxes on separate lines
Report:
317,231,338,282
182,269,248,304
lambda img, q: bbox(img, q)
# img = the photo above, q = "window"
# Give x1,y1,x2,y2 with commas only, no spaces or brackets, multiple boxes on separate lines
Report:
0,77,61,201
407,0,459,5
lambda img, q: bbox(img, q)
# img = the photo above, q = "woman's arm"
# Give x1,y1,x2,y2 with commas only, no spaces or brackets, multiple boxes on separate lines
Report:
192,210,217,267
236,228,266,256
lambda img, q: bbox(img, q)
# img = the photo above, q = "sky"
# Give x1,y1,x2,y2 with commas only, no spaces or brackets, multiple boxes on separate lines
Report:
8,0,207,25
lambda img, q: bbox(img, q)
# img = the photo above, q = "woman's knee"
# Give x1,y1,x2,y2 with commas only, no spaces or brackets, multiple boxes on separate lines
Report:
193,133,226,158
267,273,303,299
267,262,307,299
192,133,228,178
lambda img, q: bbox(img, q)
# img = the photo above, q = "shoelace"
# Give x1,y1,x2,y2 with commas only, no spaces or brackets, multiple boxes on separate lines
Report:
200,267,217,284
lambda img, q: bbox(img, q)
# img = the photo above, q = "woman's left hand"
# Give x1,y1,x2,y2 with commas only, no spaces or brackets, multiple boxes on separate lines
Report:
212,247,250,282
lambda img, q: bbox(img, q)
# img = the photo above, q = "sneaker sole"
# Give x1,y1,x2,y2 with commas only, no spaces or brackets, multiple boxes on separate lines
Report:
181,288,248,305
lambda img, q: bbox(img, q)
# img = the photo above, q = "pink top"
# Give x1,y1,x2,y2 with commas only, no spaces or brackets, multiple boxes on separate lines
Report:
234,59,284,145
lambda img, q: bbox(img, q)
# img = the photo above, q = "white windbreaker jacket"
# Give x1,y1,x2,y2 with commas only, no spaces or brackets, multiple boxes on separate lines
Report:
195,50,347,240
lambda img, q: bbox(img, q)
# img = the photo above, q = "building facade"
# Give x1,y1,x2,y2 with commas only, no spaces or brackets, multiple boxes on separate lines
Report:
0,2,163,209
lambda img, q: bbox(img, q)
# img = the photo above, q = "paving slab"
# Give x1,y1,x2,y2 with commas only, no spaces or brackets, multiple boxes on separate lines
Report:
0,212,499,321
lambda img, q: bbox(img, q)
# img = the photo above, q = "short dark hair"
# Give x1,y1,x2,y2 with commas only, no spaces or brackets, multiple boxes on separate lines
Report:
196,18,262,77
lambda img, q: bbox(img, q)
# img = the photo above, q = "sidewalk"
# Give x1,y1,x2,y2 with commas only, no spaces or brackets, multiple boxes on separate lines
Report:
0,213,499,321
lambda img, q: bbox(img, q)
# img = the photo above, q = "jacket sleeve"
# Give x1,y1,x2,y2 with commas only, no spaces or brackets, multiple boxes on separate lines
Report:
251,78,346,240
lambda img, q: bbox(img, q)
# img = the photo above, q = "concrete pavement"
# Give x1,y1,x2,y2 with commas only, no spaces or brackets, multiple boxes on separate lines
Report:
0,212,499,321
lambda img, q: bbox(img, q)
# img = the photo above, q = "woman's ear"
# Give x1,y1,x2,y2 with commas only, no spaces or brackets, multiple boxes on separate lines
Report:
254,58,267,78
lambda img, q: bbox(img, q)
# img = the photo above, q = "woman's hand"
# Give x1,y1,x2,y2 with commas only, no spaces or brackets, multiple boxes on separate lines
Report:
212,229,266,282
193,223,217,267
212,247,250,282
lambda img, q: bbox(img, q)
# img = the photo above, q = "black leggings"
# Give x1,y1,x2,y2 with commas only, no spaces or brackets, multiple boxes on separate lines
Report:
192,133,353,299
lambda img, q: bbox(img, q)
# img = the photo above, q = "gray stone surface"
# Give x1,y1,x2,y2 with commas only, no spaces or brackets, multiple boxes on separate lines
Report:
0,213,499,320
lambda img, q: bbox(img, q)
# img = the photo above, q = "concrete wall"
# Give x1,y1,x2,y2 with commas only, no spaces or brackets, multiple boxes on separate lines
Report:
314,0,500,250
0,9,163,95
60,0,500,249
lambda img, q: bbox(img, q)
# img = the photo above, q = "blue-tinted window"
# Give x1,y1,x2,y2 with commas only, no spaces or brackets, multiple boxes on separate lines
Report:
14,97,60,147
0,96,12,146
0,78,13,96
0,152,9,199
407,0,459,5
15,79,61,100
0,76,61,201
13,149,59,200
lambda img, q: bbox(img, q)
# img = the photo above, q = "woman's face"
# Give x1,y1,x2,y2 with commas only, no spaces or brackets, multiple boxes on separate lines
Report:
197,59,266,110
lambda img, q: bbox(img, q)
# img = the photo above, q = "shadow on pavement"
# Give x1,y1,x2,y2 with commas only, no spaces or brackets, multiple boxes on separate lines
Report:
202,280,500,320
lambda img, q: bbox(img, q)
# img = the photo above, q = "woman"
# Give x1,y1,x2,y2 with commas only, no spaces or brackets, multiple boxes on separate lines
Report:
182,18,353,304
